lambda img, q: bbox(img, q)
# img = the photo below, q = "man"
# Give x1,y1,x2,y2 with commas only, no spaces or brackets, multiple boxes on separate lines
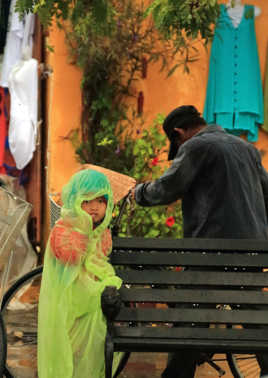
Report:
132,105,268,378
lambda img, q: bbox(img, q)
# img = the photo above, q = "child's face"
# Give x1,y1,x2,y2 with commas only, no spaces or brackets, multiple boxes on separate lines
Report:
81,196,107,224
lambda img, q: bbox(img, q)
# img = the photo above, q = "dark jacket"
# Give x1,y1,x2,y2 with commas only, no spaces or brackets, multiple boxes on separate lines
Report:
135,125,268,239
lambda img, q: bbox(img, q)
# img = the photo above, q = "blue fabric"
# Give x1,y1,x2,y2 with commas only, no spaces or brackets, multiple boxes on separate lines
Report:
203,4,264,142
263,46,268,133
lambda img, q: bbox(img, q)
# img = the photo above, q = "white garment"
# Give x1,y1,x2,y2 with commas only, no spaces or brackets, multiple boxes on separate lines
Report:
227,2,261,28
8,58,38,169
0,0,35,88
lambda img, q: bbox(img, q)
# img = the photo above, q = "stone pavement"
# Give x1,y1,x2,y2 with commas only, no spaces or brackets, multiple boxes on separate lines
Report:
117,352,260,377
5,348,235,378
117,353,234,378
4,336,259,378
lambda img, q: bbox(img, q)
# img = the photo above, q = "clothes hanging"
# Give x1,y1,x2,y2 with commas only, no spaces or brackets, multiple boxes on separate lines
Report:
203,4,263,142
0,0,35,88
8,55,38,169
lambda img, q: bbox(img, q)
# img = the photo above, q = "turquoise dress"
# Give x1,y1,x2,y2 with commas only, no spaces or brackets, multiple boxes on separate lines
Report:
203,4,263,142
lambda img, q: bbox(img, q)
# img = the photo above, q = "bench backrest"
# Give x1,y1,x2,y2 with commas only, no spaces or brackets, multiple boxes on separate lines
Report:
108,237,268,353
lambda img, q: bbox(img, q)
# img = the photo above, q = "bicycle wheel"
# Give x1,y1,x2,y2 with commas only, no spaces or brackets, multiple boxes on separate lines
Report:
227,352,260,378
1,266,43,378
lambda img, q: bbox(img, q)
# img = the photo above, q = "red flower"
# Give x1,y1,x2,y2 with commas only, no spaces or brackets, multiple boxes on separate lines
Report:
166,216,175,227
151,157,159,166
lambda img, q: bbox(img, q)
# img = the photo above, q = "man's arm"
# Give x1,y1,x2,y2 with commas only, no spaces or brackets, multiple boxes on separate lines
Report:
134,143,208,207
259,163,268,218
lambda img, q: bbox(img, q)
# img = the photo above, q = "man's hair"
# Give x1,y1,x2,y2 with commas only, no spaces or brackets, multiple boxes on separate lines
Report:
163,105,207,160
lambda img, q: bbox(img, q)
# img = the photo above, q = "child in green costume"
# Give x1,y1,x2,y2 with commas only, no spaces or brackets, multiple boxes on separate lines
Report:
38,169,122,378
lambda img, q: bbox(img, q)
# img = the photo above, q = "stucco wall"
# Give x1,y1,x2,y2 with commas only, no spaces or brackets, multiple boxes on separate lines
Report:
44,26,82,240
45,26,82,195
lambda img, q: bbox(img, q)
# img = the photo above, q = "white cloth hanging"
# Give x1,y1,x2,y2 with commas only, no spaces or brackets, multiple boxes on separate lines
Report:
0,0,35,88
8,57,38,169
227,1,261,28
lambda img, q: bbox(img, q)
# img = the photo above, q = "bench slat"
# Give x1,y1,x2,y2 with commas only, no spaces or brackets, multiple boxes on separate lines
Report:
113,326,268,341
113,237,268,252
119,288,268,305
113,338,268,354
117,270,268,287
115,308,268,325
111,251,268,267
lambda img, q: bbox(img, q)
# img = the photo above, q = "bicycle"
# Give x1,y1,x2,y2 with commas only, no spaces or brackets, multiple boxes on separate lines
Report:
0,188,263,378
0,184,33,378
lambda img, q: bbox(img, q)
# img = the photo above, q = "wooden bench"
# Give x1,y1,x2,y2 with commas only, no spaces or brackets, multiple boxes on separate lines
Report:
101,237,268,378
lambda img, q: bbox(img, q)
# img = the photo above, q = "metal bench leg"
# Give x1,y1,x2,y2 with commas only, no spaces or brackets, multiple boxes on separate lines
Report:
105,334,114,378
113,352,131,378
4,366,13,378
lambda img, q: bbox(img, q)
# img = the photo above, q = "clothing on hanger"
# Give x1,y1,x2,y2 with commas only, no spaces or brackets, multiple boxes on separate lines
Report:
227,2,261,27
203,4,263,142
8,57,38,170
0,0,35,88
1,0,38,170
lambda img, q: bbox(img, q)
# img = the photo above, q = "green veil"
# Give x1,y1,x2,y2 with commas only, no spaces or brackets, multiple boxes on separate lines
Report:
38,169,122,378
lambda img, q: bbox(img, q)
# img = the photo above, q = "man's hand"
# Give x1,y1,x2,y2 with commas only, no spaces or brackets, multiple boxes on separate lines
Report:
130,187,136,201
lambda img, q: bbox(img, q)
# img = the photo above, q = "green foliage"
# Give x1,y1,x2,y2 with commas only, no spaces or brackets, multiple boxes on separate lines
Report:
145,0,220,42
114,201,183,238
15,0,69,25
144,0,220,72
66,0,185,165
70,113,183,238
110,115,183,238
15,0,111,27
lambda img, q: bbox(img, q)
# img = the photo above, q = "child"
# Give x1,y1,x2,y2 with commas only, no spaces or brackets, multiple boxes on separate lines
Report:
38,169,122,378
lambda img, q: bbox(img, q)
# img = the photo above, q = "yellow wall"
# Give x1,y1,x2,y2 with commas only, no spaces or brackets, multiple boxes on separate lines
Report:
46,26,82,195
44,25,83,240
44,0,268,238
